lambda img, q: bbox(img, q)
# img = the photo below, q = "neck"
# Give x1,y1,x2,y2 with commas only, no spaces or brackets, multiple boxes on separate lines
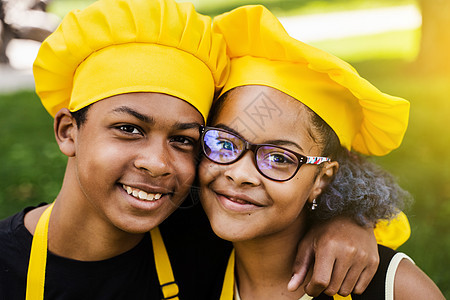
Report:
25,167,144,261
234,215,309,300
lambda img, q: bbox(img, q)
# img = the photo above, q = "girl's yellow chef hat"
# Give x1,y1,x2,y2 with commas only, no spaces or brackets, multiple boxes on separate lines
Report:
33,0,229,122
213,5,409,156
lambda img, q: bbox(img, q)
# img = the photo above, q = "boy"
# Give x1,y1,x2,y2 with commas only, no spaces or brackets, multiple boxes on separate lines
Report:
0,0,227,298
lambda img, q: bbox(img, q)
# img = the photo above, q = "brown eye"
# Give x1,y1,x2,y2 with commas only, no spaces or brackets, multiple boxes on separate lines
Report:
117,125,141,135
171,136,195,146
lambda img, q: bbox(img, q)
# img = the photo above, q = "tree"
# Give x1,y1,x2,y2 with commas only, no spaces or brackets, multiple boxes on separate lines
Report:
417,0,450,74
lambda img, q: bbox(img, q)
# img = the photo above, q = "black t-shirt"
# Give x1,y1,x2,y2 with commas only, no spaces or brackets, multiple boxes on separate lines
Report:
0,201,232,300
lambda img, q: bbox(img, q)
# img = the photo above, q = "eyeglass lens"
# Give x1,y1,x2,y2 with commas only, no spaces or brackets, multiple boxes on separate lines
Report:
202,129,300,181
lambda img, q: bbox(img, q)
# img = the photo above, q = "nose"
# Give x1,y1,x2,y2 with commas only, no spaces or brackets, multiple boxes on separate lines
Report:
223,151,261,186
134,139,172,177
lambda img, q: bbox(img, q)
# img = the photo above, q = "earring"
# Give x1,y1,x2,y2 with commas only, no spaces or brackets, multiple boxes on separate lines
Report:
311,199,318,211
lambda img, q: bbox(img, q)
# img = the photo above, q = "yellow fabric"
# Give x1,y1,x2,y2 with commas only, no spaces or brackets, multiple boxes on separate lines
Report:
213,5,410,156
220,249,235,300
26,204,54,300
334,295,352,300
33,0,229,122
150,227,179,300
374,211,411,250
26,204,178,300
221,250,351,300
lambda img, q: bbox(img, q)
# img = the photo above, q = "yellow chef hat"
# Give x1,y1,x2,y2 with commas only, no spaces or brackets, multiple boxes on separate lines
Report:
33,0,229,122
213,5,409,155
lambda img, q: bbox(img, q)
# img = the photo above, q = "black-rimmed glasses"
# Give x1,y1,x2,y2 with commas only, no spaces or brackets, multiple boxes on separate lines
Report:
201,126,330,182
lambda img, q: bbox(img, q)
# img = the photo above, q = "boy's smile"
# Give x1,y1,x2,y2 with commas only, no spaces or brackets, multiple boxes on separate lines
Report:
63,92,203,235
122,184,164,201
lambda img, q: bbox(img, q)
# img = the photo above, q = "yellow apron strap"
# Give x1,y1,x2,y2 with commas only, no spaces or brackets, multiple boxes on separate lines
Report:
150,227,179,300
333,294,352,300
26,203,54,300
219,249,235,300
26,205,178,300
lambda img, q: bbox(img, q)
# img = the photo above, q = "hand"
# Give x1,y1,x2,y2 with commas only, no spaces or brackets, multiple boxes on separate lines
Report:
287,217,379,297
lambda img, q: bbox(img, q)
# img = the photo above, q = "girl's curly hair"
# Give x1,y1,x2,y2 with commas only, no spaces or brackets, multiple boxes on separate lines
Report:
307,108,412,226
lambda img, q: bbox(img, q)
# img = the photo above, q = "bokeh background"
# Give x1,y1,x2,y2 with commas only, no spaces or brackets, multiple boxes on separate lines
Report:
1,0,449,297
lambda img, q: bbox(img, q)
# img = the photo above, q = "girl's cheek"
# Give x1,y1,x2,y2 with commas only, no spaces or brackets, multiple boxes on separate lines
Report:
199,160,220,183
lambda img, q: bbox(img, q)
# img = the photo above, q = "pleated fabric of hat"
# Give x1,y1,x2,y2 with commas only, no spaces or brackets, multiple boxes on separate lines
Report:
33,0,229,122
213,5,410,156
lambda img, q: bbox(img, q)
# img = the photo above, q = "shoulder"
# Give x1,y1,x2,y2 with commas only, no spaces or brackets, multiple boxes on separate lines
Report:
393,256,445,299
0,205,43,298
371,245,444,300
0,203,48,255
317,245,444,300
0,206,31,239
23,203,51,235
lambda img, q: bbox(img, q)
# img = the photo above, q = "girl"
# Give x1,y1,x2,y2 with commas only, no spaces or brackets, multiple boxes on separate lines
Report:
199,5,445,300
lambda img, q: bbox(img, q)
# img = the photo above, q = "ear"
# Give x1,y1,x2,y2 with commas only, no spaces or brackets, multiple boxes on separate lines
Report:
54,108,77,157
308,161,339,204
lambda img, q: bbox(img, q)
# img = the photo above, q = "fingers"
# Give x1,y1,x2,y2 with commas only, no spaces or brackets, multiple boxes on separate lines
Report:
304,251,336,296
323,257,353,296
353,253,379,294
287,273,304,292
335,245,379,295
304,244,380,297
293,217,379,297
287,236,315,292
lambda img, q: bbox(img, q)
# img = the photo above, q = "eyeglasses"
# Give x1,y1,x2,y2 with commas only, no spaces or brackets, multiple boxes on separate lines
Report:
201,126,330,182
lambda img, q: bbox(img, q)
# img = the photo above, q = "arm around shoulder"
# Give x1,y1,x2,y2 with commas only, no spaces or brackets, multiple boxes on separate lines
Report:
394,258,445,300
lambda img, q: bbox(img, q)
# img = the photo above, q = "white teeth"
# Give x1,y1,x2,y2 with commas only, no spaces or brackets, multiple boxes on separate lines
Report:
138,191,147,200
123,185,163,201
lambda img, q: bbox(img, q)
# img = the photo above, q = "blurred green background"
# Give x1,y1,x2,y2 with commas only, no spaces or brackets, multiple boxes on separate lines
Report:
1,0,449,297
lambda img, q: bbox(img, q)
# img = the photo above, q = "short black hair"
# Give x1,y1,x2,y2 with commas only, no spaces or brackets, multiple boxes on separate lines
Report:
70,105,90,127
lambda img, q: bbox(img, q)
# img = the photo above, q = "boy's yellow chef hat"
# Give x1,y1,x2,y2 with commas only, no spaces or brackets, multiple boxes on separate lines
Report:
33,0,229,122
213,5,409,156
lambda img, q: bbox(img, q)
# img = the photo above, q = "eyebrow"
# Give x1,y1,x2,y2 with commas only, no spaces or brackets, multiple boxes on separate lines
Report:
214,123,304,152
111,106,202,131
112,106,152,123
173,122,202,132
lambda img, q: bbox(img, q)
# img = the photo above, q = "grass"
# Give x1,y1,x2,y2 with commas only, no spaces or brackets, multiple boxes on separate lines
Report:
0,91,66,217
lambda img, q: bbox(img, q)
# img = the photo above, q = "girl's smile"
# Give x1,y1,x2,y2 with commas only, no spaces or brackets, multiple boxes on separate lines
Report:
212,186,267,214
200,85,333,243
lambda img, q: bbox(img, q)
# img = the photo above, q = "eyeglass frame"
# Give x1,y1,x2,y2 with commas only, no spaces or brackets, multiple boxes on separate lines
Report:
200,126,331,182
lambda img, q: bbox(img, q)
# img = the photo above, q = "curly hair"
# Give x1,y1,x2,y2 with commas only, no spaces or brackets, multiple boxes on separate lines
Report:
306,108,412,227
314,149,411,226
